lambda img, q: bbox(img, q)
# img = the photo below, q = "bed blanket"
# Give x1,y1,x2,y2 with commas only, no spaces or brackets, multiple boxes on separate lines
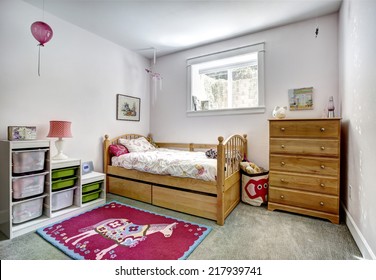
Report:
112,148,217,181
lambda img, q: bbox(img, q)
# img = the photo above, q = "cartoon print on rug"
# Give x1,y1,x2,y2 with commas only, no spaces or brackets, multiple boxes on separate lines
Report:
64,218,178,260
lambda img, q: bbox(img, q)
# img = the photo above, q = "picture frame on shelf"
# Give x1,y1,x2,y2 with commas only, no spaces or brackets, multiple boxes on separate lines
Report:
116,94,141,121
8,126,37,140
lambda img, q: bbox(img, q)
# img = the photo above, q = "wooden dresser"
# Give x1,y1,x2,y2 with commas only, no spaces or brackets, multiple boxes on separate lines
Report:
268,118,341,224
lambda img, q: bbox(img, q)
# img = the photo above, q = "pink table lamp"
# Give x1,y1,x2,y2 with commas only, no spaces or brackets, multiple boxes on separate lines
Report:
47,120,72,160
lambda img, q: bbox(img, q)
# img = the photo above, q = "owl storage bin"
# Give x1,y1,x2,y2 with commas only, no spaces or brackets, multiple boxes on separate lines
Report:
241,169,269,206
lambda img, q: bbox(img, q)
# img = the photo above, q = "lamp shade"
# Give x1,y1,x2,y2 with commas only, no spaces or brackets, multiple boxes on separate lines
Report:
47,121,72,138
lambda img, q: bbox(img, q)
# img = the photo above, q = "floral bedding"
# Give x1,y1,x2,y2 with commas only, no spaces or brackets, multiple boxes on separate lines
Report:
111,148,217,181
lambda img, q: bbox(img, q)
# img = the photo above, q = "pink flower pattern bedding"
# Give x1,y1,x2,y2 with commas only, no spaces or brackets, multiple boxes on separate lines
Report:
111,148,217,181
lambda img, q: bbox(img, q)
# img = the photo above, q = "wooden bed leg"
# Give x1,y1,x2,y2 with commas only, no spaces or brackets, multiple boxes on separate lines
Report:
103,134,111,193
217,204,225,226
105,175,110,193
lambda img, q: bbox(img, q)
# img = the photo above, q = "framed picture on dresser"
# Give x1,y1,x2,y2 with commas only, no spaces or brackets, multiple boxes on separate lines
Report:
116,94,141,121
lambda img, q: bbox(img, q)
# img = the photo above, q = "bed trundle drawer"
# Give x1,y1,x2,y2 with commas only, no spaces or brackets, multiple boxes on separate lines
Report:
108,176,151,203
152,185,217,220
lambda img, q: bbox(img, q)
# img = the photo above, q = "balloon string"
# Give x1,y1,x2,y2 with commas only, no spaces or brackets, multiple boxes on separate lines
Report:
38,45,41,76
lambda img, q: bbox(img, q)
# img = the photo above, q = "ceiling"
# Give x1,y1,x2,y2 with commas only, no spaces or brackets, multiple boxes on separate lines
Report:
24,0,342,59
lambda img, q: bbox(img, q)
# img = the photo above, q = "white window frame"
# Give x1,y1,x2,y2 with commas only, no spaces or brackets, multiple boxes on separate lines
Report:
186,43,265,117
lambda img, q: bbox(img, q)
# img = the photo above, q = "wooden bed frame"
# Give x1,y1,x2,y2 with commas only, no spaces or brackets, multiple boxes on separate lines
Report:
103,134,247,225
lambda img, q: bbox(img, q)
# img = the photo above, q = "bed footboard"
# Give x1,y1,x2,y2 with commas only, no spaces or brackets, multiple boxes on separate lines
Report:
216,134,248,225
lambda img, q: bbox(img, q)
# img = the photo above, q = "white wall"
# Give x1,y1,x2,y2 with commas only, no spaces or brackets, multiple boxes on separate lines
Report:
151,14,338,168
339,0,376,259
0,0,150,171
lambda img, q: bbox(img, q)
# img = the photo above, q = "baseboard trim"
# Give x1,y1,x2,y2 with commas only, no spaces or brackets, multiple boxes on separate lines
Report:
342,202,376,260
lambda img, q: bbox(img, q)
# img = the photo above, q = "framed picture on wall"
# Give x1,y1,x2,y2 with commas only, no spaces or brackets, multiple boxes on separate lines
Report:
116,94,141,121
288,87,314,110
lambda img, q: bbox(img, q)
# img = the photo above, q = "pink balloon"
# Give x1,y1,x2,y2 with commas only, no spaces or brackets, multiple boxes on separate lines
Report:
31,21,53,46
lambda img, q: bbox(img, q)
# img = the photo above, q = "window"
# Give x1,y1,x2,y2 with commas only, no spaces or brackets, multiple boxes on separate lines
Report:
187,43,265,116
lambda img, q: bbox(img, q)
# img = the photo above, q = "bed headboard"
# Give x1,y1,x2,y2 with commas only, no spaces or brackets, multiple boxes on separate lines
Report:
103,133,149,170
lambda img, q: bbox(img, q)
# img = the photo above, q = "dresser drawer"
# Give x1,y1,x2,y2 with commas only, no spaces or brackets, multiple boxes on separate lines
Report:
269,171,339,195
269,186,339,214
270,138,339,156
270,155,339,176
269,120,340,138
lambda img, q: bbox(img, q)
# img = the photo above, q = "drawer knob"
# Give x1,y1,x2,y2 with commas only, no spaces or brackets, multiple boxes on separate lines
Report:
320,127,326,132
320,201,324,206
281,144,285,149
280,178,286,183
320,183,325,187
280,127,285,132
281,161,286,166
320,165,325,169
321,146,325,150
280,195,285,199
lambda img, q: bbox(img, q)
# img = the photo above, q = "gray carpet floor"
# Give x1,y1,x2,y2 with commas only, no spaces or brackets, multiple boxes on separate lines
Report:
0,193,362,260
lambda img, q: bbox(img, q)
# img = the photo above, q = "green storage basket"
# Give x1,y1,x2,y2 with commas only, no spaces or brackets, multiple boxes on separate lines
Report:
82,189,101,203
52,177,77,191
52,167,78,180
82,182,101,194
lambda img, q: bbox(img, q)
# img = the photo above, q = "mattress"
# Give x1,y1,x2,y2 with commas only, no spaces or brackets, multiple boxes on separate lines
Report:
111,148,217,181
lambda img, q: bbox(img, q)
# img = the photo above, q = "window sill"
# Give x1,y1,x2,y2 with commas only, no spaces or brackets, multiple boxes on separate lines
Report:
186,106,266,117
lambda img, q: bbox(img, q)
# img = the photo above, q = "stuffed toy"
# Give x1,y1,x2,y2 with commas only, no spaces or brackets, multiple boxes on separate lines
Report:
240,161,261,174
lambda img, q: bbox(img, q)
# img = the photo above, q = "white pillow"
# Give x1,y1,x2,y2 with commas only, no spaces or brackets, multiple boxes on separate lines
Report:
118,137,156,153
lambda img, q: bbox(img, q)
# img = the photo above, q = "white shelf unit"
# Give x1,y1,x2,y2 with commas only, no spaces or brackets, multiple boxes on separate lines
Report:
0,140,106,239
0,140,51,239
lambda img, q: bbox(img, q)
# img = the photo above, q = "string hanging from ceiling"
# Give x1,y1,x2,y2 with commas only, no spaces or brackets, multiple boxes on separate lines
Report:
145,47,162,92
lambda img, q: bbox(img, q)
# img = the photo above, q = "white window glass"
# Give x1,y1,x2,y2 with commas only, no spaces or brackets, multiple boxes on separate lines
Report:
187,43,265,116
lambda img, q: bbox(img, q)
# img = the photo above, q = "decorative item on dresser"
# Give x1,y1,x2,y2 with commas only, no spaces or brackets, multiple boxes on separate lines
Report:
267,118,341,224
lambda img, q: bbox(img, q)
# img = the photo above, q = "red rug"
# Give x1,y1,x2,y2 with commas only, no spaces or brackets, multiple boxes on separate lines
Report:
37,201,211,260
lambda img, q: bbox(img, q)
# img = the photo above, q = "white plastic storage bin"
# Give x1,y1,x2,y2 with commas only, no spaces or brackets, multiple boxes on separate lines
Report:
12,195,46,224
51,187,77,211
12,149,48,174
12,172,48,199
